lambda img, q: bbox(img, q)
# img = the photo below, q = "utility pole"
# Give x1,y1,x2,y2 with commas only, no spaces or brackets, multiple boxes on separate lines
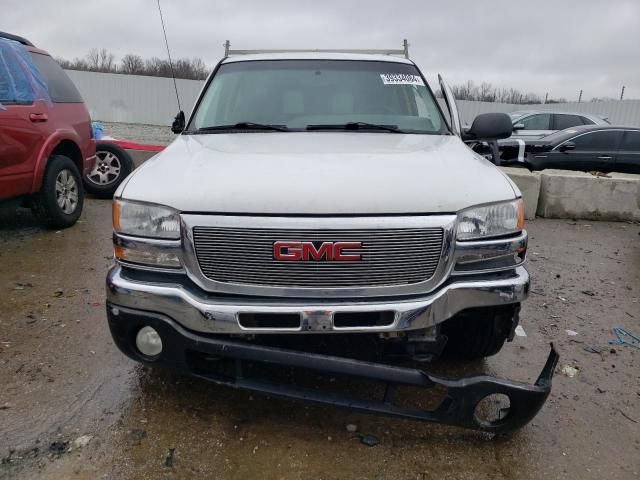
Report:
620,85,625,100
544,92,548,104
578,89,583,103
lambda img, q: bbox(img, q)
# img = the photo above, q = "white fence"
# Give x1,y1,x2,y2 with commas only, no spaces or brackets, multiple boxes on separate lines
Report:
66,70,640,127
438,99,519,126
447,99,640,126
500,100,640,126
65,70,203,126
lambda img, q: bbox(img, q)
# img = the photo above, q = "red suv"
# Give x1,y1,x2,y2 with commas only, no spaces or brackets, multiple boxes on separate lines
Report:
0,32,95,228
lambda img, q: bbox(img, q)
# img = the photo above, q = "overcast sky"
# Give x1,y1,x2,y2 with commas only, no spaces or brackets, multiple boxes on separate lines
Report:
3,0,639,100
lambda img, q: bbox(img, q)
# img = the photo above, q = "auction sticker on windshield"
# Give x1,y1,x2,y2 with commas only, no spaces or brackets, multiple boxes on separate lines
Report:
380,73,425,86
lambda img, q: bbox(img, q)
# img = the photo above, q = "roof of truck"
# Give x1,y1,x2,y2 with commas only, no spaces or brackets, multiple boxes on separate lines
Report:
221,52,414,64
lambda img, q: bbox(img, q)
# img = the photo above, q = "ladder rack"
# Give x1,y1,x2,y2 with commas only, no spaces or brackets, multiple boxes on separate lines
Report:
223,39,409,59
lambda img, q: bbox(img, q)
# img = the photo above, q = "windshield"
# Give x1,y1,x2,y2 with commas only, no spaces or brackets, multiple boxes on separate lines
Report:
189,60,446,134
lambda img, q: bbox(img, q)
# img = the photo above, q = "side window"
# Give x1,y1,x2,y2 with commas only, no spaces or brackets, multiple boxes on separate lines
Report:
0,59,22,103
621,131,640,151
518,114,551,130
580,116,595,125
570,131,622,152
0,46,32,104
554,114,585,130
29,53,83,103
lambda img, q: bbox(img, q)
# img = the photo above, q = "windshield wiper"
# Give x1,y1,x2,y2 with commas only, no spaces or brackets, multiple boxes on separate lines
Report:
194,122,289,132
306,122,404,133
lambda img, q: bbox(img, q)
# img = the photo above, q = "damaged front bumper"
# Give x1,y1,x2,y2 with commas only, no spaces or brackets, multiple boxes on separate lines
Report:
107,303,558,434
106,264,530,335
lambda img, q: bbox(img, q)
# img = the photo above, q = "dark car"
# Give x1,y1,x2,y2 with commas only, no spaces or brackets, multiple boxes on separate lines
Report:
475,125,640,174
0,32,95,227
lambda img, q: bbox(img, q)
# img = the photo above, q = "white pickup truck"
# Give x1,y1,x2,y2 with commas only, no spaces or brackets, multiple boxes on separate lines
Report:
106,45,557,433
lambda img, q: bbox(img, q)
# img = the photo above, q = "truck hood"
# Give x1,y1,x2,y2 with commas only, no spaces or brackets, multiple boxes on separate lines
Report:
120,132,518,214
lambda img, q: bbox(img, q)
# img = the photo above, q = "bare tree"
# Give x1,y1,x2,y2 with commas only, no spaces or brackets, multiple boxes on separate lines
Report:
144,57,172,77
86,48,115,73
188,57,208,80
445,81,542,104
55,57,73,69
478,82,496,102
58,47,210,80
55,56,89,71
451,80,476,100
120,54,145,75
173,57,208,80
545,97,568,103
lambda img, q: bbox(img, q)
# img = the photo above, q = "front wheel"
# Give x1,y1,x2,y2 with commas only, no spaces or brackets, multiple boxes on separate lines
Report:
32,155,84,229
441,304,520,360
83,142,133,198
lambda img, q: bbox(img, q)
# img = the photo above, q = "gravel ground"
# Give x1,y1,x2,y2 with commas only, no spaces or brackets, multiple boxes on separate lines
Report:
0,199,638,479
100,121,177,146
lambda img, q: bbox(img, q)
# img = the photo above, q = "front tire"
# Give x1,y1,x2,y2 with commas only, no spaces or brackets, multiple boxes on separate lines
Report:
441,304,520,360
83,142,133,198
33,155,84,229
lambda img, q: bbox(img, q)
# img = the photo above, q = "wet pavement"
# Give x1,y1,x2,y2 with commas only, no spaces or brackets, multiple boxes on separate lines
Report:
0,199,638,479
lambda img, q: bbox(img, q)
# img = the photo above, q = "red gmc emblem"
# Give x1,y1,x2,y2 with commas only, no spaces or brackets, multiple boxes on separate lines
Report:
273,241,363,261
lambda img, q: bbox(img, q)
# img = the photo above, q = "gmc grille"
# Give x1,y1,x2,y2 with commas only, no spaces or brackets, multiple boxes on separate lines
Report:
192,226,444,289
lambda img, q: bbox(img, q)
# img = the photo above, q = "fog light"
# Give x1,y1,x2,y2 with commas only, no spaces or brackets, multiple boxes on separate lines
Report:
135,326,162,357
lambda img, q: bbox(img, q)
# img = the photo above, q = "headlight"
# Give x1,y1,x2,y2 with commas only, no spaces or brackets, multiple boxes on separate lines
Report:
457,199,524,241
113,199,180,239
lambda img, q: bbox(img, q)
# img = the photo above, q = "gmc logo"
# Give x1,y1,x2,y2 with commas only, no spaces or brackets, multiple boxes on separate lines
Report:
273,241,363,261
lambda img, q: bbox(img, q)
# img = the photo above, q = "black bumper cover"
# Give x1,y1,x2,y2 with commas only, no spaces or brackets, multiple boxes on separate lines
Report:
107,303,558,434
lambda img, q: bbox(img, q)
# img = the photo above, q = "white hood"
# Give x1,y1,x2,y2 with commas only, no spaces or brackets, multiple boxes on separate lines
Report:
120,132,518,214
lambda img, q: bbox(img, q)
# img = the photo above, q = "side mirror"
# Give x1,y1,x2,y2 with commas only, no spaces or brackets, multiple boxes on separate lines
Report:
513,123,524,131
463,113,513,141
559,141,576,152
171,111,185,134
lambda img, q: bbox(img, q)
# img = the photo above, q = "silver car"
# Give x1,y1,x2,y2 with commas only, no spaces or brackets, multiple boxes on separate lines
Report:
510,110,609,139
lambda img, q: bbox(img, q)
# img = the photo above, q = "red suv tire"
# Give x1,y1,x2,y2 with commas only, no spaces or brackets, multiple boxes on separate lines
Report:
32,155,84,228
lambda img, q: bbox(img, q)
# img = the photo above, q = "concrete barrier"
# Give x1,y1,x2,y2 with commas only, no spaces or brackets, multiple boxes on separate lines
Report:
537,169,640,221
499,167,541,220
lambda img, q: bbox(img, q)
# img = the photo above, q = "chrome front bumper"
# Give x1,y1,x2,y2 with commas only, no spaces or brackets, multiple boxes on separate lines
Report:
106,265,529,335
